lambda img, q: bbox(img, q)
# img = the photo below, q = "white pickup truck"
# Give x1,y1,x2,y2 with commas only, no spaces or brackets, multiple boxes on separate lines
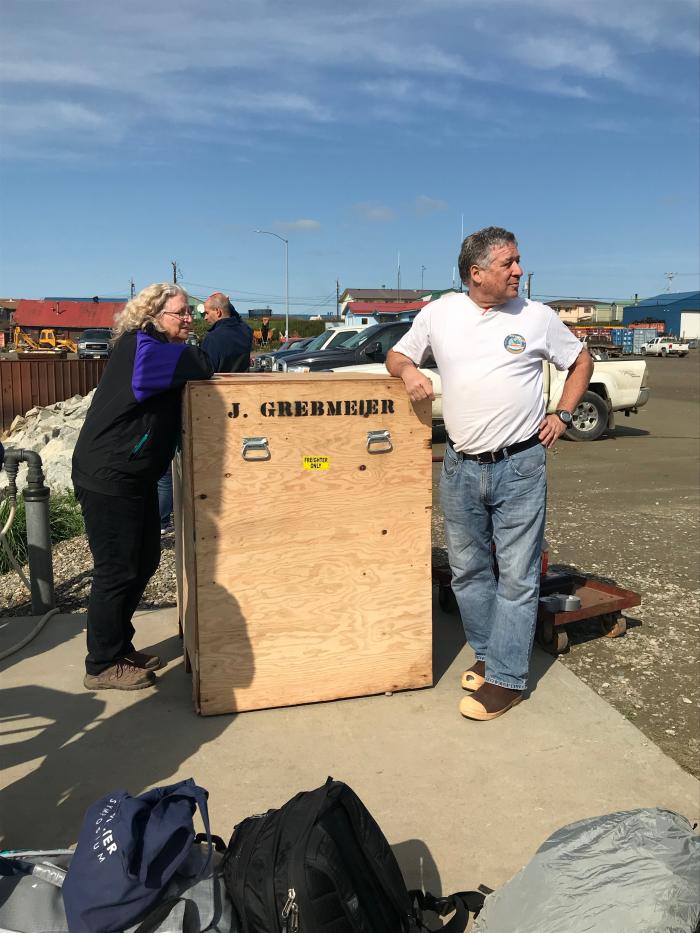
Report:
640,336,689,357
330,359,650,442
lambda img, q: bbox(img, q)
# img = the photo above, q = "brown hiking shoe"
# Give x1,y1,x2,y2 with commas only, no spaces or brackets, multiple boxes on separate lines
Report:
84,661,156,691
123,650,162,671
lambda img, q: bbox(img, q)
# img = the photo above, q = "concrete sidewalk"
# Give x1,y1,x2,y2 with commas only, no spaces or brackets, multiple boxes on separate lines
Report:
1,597,698,897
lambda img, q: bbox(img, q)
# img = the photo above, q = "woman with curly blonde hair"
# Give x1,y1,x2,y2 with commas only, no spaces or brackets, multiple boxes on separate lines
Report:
113,282,189,338
72,283,213,691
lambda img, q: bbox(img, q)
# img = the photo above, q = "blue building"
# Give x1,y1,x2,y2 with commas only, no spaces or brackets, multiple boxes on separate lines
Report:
623,291,700,341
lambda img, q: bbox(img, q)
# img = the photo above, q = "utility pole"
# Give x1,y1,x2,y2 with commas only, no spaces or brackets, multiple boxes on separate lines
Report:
527,272,533,299
664,272,676,292
421,265,426,290
336,279,340,321
171,261,179,284
129,278,135,298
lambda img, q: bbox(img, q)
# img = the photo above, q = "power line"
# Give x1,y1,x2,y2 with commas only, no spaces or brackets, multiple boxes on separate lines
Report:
179,279,331,302
304,290,337,311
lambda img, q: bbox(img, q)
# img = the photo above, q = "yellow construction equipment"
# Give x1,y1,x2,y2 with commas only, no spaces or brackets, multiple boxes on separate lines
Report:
38,329,77,353
12,326,77,354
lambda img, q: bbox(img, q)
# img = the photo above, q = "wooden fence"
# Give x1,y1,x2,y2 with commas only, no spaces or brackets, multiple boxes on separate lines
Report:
0,357,106,434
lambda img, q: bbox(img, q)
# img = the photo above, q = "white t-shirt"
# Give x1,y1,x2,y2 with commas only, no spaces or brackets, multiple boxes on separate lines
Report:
392,292,583,454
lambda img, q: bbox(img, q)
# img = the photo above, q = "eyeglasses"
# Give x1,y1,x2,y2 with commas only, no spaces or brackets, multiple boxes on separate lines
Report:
162,309,193,320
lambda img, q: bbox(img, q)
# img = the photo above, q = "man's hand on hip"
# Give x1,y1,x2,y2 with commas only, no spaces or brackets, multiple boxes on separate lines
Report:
538,414,568,448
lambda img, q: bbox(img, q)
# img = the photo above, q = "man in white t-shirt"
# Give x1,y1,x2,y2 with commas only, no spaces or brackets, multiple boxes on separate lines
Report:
387,226,592,721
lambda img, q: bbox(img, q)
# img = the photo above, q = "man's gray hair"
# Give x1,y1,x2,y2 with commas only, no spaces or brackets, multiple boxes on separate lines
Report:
458,227,517,285
206,292,233,315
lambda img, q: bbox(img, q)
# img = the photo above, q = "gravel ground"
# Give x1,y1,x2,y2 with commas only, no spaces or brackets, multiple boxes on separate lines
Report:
0,531,177,619
1,355,698,778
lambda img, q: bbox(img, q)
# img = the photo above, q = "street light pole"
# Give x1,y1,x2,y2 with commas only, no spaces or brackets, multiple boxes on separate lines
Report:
255,229,289,339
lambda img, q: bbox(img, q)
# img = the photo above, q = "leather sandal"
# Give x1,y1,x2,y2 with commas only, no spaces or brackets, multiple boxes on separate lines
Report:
461,668,486,692
459,690,523,721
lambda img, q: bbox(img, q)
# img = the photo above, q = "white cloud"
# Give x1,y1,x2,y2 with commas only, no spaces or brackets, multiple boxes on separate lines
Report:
0,100,109,134
0,0,696,158
532,0,700,55
529,77,592,99
276,219,322,232
415,195,449,214
353,203,397,223
512,33,632,83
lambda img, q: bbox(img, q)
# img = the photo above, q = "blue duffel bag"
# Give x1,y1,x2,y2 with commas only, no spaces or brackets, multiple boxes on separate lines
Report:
0,777,235,933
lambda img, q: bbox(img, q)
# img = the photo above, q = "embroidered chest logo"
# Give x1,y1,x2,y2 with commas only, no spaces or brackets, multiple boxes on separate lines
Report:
504,334,526,354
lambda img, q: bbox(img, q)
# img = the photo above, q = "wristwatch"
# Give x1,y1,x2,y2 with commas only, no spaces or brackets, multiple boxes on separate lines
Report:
556,409,573,425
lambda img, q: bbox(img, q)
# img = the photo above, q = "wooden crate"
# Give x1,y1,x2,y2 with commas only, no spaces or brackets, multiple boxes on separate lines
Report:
175,373,433,715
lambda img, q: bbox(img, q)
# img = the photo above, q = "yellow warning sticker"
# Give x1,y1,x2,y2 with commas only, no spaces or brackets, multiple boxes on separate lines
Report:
303,456,330,471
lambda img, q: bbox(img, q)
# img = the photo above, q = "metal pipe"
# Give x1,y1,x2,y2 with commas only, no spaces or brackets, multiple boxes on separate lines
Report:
3,448,55,613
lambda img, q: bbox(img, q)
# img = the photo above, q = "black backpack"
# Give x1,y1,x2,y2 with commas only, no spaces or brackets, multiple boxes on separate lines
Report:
222,778,487,933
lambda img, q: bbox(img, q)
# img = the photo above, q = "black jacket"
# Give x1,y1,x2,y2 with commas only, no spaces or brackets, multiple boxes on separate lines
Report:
72,326,213,496
201,313,252,372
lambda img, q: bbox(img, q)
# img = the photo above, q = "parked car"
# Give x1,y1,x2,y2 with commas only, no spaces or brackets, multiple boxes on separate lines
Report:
256,327,364,372
252,336,315,372
329,356,650,442
640,336,689,357
276,322,413,372
77,328,112,359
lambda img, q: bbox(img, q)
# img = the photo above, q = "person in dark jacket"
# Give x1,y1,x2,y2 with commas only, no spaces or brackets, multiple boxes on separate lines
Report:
72,283,213,691
201,292,253,372
157,292,253,533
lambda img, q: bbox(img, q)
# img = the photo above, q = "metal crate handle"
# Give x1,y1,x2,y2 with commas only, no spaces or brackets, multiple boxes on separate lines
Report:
242,436,271,461
367,430,393,454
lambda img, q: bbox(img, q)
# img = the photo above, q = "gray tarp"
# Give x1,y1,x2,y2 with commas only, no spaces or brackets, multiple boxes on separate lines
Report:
474,808,700,933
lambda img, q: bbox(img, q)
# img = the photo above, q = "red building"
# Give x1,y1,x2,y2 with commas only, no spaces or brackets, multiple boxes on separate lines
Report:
12,299,126,341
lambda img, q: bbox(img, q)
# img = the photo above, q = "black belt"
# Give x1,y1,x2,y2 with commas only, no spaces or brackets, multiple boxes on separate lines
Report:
447,433,541,464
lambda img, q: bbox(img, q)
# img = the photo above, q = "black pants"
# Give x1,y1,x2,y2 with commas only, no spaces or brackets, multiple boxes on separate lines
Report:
75,484,161,674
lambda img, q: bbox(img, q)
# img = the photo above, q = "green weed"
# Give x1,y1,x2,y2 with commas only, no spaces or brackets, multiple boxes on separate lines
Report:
0,490,84,575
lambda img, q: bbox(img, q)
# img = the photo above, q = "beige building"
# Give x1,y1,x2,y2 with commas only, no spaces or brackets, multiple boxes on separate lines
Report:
547,299,623,324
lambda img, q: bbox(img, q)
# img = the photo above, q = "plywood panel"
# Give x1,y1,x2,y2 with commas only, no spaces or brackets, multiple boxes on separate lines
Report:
178,390,200,708
181,373,433,715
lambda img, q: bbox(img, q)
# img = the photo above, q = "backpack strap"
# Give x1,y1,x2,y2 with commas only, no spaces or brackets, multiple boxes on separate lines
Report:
408,888,491,933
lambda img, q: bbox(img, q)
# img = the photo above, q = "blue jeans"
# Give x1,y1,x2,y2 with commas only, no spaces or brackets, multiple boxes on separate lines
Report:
439,441,547,690
157,463,174,530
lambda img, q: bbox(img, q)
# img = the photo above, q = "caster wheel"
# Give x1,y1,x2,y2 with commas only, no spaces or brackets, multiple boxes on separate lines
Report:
538,618,569,655
600,613,627,638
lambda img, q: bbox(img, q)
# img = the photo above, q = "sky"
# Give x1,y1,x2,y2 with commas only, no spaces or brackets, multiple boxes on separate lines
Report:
1,0,699,314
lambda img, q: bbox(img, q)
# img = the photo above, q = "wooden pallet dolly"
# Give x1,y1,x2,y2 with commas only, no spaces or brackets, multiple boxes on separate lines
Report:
433,565,641,655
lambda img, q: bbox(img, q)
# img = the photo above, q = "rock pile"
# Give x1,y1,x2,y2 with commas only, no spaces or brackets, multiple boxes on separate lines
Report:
0,392,94,493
